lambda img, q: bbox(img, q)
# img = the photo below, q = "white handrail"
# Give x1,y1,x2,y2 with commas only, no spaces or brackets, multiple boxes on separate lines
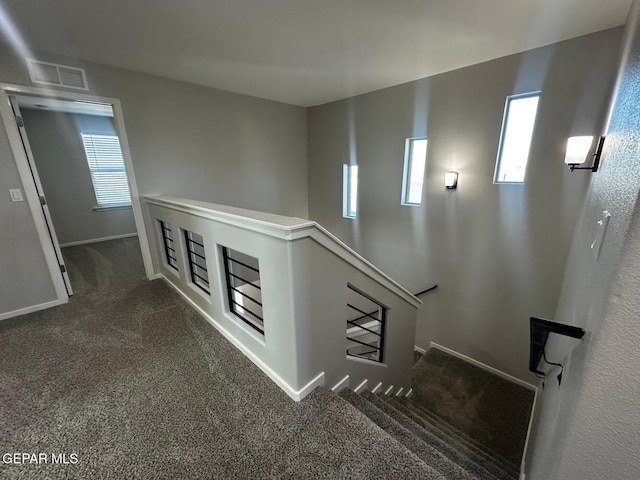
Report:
144,195,421,307
144,195,420,400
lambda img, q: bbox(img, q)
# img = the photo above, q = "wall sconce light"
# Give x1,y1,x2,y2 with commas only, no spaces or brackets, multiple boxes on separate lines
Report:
445,171,458,189
565,136,605,172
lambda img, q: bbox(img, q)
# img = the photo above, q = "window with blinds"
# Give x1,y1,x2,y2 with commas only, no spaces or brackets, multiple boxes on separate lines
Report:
80,133,132,207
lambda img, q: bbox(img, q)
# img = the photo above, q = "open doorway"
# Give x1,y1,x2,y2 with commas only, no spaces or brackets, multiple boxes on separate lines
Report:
11,94,139,296
0,85,154,307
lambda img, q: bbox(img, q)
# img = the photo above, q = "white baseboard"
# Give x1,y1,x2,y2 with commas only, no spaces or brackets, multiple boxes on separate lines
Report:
520,390,537,475
414,345,427,354
405,388,413,398
384,385,394,395
371,382,383,394
332,375,350,392
159,273,324,401
0,298,67,321
354,379,368,393
60,232,137,247
429,342,536,391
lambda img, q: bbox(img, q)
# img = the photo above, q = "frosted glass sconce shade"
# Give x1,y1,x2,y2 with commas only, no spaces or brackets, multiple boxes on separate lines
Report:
445,171,458,189
565,136,605,173
565,136,594,165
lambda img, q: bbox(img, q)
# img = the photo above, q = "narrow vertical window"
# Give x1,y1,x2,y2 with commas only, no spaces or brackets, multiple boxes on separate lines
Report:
342,164,358,219
494,92,540,184
401,137,428,206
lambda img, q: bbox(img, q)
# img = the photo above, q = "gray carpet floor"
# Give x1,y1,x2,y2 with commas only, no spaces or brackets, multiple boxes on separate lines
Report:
1,238,534,479
0,238,439,479
411,349,534,465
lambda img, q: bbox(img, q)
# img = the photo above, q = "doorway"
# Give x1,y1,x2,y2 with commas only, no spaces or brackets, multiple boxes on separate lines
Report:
0,84,154,306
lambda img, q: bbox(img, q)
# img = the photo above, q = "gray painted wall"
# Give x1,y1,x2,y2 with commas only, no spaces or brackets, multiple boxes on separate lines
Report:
0,42,307,318
0,121,57,314
528,3,640,478
307,29,622,381
20,109,137,245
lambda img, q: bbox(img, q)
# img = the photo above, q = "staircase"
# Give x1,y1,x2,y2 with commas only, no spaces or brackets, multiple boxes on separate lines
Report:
143,197,531,479
333,346,534,480
338,388,520,479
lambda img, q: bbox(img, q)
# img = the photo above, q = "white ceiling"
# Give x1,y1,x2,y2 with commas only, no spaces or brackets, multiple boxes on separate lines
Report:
0,0,632,107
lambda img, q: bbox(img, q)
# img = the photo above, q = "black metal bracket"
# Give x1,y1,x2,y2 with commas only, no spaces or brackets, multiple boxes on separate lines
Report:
529,317,585,377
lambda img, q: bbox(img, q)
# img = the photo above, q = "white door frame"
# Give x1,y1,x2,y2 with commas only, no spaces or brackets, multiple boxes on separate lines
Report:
8,95,74,296
0,83,155,306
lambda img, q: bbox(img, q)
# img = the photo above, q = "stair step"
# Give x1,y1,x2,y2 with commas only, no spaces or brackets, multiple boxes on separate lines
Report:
339,389,482,480
364,392,516,480
387,396,520,477
402,397,520,474
279,387,450,479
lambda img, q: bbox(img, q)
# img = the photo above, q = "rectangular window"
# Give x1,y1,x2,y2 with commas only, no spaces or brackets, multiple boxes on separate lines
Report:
342,164,358,219
222,247,263,335
80,133,132,207
493,92,540,184
184,230,210,295
401,137,428,205
159,221,179,271
346,285,386,363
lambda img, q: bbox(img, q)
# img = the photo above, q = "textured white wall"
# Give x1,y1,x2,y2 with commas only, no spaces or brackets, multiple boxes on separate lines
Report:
528,2,640,478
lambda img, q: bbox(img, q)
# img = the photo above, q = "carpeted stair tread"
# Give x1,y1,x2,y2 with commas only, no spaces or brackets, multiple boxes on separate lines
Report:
386,397,519,479
268,387,447,480
390,396,520,477
385,397,520,478
362,392,512,480
339,389,479,480
396,396,520,476
411,349,533,466
374,394,518,480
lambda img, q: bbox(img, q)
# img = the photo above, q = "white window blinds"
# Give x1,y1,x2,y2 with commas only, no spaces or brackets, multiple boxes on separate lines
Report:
80,133,132,207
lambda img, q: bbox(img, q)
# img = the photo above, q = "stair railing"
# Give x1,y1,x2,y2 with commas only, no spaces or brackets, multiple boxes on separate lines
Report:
144,195,422,401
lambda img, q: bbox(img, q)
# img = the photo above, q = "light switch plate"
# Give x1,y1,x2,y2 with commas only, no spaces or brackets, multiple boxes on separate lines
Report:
591,210,611,261
9,189,24,202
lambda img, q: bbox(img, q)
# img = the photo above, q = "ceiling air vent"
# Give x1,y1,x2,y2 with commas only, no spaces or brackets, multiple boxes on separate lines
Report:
26,58,89,91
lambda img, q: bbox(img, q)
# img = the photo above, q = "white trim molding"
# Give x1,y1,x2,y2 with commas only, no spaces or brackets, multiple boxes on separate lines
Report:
0,299,67,322
429,342,537,390
354,379,368,393
60,233,138,248
332,375,350,392
0,87,69,304
161,273,324,401
145,195,421,308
